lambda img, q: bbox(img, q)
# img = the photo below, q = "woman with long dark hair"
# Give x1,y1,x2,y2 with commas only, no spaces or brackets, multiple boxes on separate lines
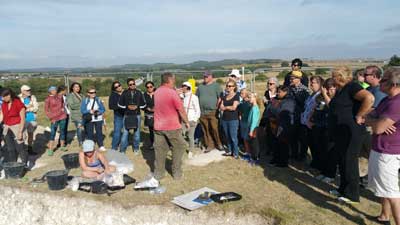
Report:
67,82,84,146
0,88,27,165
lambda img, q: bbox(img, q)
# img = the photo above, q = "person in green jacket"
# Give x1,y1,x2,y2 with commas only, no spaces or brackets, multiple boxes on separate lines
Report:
247,92,260,165
67,82,84,146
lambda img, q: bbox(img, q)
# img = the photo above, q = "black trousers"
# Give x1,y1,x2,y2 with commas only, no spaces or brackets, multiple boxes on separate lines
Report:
334,122,364,202
290,123,309,160
311,126,330,172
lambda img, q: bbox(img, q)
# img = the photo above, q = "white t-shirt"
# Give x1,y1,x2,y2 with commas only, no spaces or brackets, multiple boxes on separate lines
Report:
86,99,103,122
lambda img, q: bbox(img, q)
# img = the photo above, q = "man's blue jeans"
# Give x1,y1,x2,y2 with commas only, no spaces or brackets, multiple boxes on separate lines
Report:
120,115,141,153
111,114,124,150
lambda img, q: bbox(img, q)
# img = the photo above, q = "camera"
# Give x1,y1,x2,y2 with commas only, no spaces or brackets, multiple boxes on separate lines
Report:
94,110,99,119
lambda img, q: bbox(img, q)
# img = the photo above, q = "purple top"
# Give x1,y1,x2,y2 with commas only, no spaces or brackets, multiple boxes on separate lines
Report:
372,94,400,155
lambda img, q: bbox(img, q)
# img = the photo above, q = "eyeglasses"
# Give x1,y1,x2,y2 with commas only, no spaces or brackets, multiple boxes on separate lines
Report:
364,73,374,77
146,85,154,89
114,84,121,89
88,91,96,94
268,83,275,85
226,85,234,88
128,83,136,86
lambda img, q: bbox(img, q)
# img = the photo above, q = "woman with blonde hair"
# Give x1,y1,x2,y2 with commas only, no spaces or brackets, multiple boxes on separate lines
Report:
328,66,375,204
246,92,260,165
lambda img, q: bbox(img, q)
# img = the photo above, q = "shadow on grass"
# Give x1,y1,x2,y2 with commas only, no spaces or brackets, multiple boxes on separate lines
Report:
263,165,368,224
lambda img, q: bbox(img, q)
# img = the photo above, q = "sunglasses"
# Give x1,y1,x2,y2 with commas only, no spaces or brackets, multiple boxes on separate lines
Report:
364,73,374,76
114,84,121,89
25,89,31,91
128,83,136,86
226,85,234,88
88,91,96,94
268,83,275,85
292,64,300,67
146,85,154,89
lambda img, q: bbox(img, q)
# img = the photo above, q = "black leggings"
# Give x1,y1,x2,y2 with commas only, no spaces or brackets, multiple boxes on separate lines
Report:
334,122,364,202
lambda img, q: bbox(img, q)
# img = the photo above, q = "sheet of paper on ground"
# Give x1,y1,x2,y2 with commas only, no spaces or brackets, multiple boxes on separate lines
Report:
171,187,219,211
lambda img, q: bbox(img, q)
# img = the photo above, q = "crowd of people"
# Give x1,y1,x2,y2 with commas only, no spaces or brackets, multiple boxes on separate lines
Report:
0,59,399,224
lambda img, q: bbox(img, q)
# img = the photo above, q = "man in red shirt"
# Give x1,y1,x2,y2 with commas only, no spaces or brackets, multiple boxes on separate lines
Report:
153,72,189,180
0,88,27,165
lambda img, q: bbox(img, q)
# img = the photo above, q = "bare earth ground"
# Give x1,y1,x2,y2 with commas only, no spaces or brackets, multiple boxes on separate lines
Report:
0,89,387,225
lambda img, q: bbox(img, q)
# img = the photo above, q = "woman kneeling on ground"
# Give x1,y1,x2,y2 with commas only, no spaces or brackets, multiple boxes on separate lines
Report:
79,140,115,179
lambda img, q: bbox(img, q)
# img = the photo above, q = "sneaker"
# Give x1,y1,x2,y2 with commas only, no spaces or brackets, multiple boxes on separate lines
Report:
133,150,140,155
249,159,260,166
216,145,225,151
322,177,335,184
338,197,359,205
99,146,107,152
59,146,68,152
188,151,193,159
0,170,5,179
47,149,54,156
329,189,340,197
222,152,232,157
240,154,251,161
134,177,159,189
315,175,325,180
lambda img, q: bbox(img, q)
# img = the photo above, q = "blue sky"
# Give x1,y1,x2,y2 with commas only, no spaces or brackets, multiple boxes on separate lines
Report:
0,0,399,69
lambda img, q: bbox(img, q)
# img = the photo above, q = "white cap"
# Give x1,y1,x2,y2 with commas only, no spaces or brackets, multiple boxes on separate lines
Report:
21,85,31,92
229,69,241,78
182,81,192,89
82,140,95,152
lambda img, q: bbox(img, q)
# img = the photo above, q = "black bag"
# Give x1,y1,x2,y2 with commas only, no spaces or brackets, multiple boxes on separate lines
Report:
124,114,138,129
144,114,154,128
82,99,96,123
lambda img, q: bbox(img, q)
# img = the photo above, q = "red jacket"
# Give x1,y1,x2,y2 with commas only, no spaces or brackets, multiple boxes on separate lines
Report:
44,95,67,123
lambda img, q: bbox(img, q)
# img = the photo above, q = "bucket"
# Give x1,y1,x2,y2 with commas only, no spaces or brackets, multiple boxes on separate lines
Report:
61,153,79,169
46,170,68,191
3,162,25,179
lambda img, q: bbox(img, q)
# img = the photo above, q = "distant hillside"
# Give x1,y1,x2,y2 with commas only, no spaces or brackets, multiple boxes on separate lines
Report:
2,58,282,73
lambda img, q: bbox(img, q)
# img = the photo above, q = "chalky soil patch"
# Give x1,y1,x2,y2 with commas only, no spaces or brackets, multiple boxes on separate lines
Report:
0,186,270,225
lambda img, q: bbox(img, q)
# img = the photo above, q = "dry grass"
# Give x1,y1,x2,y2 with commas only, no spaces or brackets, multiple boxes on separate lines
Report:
1,94,385,225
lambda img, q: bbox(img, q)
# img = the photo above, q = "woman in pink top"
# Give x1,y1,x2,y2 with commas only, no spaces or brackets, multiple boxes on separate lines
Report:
366,68,400,225
44,86,67,156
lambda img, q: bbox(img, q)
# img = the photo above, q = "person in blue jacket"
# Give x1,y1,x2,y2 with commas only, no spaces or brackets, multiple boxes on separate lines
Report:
80,86,106,151
247,92,260,165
